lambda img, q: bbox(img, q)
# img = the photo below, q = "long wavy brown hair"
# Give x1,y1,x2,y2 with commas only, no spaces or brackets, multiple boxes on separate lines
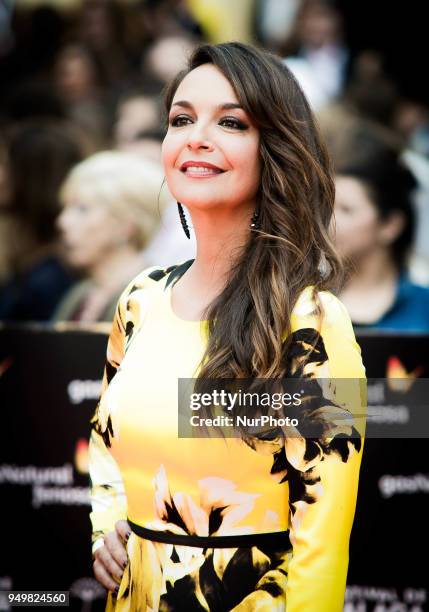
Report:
163,42,342,411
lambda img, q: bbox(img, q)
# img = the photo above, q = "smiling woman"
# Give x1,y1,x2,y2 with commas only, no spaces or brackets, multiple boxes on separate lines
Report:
162,63,260,221
89,42,366,611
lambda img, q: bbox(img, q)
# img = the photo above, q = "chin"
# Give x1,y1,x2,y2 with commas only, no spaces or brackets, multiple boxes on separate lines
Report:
179,197,228,211
177,189,242,208
67,257,90,271
171,181,228,203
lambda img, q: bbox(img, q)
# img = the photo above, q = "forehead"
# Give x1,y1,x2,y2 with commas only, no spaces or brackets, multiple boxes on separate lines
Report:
335,176,374,207
172,63,238,105
63,180,97,204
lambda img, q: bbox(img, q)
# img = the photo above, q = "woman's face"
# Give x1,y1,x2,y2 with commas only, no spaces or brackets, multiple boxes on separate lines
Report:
162,63,260,215
58,190,129,270
333,175,383,260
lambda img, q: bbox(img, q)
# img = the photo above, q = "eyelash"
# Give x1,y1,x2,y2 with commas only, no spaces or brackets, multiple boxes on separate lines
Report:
169,115,248,131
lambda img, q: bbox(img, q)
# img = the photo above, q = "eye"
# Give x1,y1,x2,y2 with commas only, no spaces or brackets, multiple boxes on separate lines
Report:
219,117,248,130
74,203,91,214
170,115,192,127
337,202,354,215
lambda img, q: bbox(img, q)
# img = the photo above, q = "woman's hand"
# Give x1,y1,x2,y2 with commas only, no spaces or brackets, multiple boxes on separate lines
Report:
93,520,131,593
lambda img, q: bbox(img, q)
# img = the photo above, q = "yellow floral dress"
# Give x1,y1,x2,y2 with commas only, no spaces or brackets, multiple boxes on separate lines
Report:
89,259,366,612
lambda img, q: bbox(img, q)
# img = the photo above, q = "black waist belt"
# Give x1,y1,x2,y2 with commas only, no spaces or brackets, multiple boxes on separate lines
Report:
128,518,290,549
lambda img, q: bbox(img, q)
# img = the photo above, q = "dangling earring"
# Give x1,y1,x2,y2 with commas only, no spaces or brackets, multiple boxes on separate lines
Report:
177,202,190,239
250,209,260,230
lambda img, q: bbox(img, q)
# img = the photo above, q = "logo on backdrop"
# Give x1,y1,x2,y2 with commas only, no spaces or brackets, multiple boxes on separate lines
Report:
379,473,429,498
386,355,424,392
67,379,102,404
0,463,90,508
345,585,427,611
69,577,106,609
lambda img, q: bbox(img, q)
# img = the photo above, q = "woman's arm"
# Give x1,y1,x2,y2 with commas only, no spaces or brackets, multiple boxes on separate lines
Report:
285,291,367,611
88,266,159,556
88,290,129,557
285,443,365,610
89,267,160,593
89,433,128,557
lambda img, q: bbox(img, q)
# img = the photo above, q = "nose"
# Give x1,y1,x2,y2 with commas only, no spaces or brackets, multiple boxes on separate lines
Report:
57,210,66,231
57,208,71,235
186,122,214,152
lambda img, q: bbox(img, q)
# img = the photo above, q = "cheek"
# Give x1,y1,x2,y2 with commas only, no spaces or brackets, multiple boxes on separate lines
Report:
231,135,259,167
161,134,180,173
76,224,116,265
227,140,260,190
76,211,116,248
161,137,181,198
353,213,380,240
93,215,126,252
74,217,102,245
335,213,380,255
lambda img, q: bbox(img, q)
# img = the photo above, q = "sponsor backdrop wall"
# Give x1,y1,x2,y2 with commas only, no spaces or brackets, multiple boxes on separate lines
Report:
0,325,428,611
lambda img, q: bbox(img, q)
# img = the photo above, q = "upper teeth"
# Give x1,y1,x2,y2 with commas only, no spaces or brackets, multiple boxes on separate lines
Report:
185,166,221,173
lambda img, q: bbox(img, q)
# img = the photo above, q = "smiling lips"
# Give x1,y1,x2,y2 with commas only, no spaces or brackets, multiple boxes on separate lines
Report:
180,161,225,178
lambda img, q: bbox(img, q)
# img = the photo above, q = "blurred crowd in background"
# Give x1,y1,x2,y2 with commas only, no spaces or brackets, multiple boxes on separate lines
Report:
1,0,428,330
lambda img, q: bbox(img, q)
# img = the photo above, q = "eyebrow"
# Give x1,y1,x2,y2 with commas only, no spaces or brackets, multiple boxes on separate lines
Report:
171,100,244,111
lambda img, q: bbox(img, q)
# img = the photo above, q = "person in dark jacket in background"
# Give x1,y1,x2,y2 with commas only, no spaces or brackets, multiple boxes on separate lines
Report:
332,128,429,331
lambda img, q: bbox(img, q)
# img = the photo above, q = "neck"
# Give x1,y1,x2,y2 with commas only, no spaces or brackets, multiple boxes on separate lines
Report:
88,245,145,292
186,205,253,293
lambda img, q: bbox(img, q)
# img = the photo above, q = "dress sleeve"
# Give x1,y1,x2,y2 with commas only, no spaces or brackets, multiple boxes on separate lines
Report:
88,268,157,557
284,291,367,611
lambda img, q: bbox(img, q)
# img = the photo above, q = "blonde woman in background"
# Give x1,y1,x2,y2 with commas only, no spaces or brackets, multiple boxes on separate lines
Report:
54,151,171,322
